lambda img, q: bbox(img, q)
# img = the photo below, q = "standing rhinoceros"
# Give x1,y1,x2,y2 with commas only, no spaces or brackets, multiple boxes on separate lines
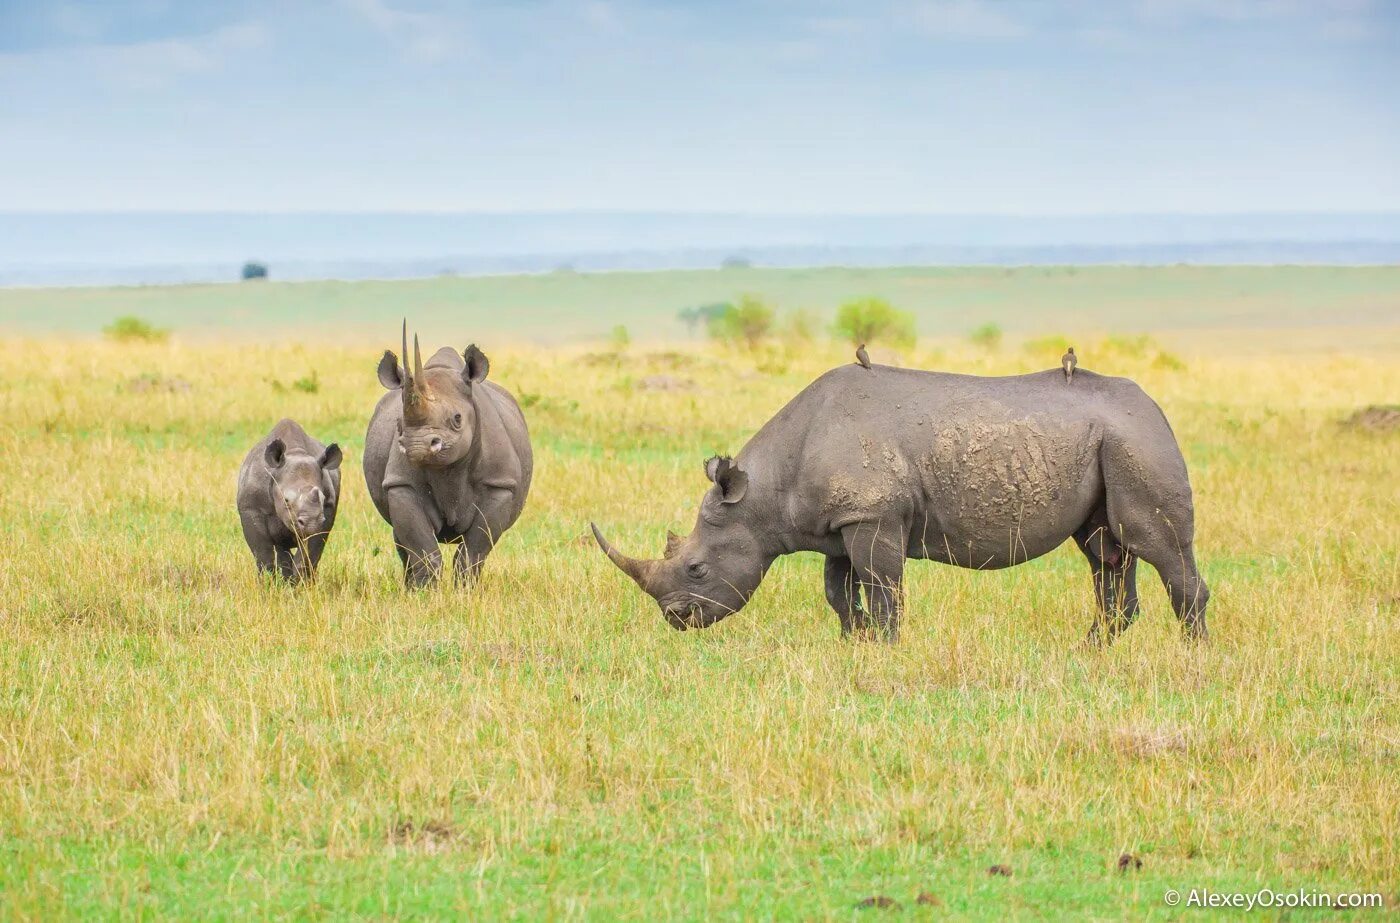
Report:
592,361,1209,644
237,418,341,582
363,324,533,587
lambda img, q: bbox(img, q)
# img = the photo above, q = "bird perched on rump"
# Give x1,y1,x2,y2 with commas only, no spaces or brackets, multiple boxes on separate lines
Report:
855,344,871,369
1062,347,1077,382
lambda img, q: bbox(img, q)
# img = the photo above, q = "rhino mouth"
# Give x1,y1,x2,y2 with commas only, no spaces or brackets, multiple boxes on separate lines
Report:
662,599,727,631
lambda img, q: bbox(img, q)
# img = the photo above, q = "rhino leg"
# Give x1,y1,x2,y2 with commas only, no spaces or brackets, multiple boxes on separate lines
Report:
387,485,443,587
240,511,278,578
1157,548,1209,642
1074,519,1140,645
1102,445,1210,642
823,554,869,637
298,532,328,582
274,545,299,582
453,539,487,585
841,520,908,642
453,490,514,586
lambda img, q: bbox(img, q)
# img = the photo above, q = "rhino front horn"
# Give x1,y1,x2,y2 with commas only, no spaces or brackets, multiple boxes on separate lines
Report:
590,522,657,594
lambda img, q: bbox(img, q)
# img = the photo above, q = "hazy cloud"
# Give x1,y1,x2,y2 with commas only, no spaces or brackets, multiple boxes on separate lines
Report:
343,0,461,62
907,0,1027,39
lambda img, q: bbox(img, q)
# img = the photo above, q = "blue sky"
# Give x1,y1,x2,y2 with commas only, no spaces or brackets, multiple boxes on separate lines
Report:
1,0,1396,213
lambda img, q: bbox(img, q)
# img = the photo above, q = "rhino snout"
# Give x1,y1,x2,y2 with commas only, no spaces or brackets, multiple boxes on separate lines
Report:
428,435,444,454
662,603,695,631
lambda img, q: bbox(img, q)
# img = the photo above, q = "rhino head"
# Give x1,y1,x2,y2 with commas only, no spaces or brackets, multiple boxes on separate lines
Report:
265,437,341,538
377,321,489,468
592,456,773,630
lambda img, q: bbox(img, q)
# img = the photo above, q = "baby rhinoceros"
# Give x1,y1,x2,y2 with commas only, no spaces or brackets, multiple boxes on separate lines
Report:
236,419,342,582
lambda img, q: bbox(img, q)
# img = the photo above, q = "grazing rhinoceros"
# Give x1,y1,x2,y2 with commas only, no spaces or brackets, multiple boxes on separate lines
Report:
592,361,1209,644
237,418,342,582
363,324,533,587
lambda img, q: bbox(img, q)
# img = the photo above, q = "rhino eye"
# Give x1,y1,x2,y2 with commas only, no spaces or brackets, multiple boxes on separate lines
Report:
449,412,464,431
687,562,709,580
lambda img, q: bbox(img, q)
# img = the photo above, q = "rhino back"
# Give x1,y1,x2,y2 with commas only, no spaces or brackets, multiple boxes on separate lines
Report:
740,364,1180,563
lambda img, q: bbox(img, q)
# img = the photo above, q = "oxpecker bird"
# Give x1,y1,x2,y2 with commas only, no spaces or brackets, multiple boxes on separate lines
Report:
855,344,871,369
1062,347,1077,382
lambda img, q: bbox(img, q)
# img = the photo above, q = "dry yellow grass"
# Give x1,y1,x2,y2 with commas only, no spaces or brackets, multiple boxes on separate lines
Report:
0,330,1397,918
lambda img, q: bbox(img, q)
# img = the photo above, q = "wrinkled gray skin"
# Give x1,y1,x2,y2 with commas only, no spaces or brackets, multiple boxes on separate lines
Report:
363,331,532,587
236,419,342,582
593,363,1209,644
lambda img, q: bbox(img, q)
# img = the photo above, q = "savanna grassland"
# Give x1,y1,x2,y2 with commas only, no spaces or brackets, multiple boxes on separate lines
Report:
1,267,1398,919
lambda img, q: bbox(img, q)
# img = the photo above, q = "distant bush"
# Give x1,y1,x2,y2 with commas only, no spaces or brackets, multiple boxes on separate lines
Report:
968,322,1003,350
609,325,631,352
292,371,320,394
678,302,731,335
241,262,268,281
832,297,915,347
721,255,753,270
104,316,169,343
707,295,775,348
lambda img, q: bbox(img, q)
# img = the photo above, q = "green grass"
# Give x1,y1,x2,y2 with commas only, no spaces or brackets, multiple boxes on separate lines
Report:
1,278,1398,918
3,265,1399,343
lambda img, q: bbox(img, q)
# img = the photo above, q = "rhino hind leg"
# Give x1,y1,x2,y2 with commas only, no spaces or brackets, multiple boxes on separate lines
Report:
1074,513,1141,645
1101,444,1210,642
823,554,868,637
840,520,908,642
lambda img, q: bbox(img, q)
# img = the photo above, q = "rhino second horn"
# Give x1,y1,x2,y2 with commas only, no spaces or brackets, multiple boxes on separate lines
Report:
401,320,427,421
590,522,657,594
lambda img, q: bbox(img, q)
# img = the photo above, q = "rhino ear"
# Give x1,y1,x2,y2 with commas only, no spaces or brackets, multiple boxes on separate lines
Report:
704,455,722,483
664,530,685,558
320,443,342,471
463,344,489,384
707,455,748,504
264,438,286,470
377,350,403,390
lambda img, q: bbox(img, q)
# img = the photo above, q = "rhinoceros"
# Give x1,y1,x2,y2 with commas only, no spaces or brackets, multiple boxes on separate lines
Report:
592,361,1209,644
363,324,533,587
236,418,342,582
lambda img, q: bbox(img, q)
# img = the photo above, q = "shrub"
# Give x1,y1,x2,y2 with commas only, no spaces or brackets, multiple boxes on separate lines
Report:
241,262,268,281
968,322,1003,350
678,302,731,335
608,325,631,352
706,295,774,349
721,255,752,270
292,371,320,394
103,316,169,343
832,297,915,347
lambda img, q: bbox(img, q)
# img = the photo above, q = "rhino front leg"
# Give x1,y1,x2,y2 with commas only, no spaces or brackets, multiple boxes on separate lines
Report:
239,511,278,578
274,546,299,582
841,521,908,642
387,485,442,588
297,532,329,583
823,555,869,637
453,489,517,587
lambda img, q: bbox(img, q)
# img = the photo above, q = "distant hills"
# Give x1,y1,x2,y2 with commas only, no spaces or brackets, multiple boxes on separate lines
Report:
1,211,1396,287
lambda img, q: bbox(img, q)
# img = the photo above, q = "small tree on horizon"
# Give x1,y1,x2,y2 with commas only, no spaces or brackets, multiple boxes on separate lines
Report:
707,295,774,349
241,261,268,281
832,297,915,348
